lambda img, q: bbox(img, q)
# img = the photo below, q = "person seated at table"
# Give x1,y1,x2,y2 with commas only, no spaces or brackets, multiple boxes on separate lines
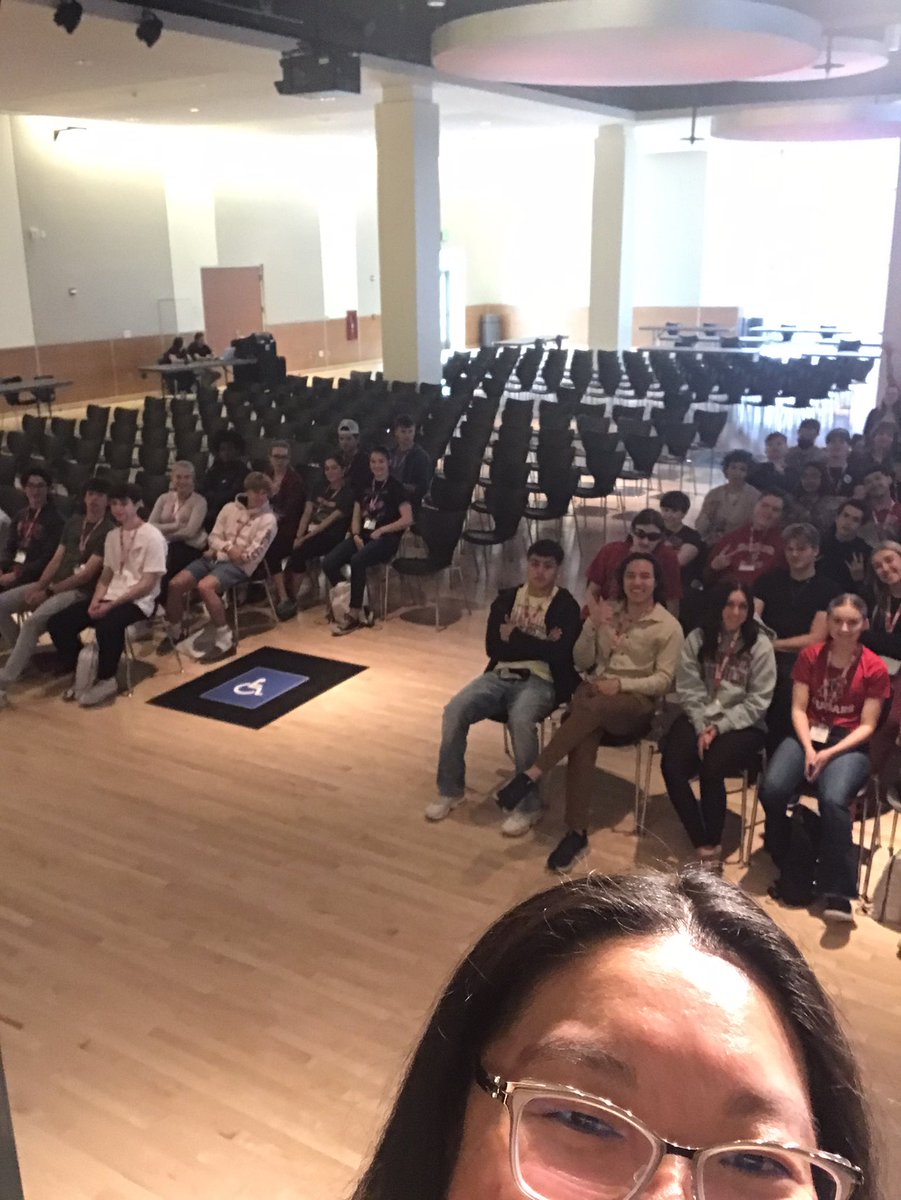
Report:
496,552,683,874
322,447,413,636
791,461,838,532
747,431,800,496
162,471,277,662
337,418,372,499
706,490,786,589
760,593,890,923
158,336,193,394
0,466,65,594
264,441,306,619
426,539,582,837
859,464,901,546
658,491,705,593
754,523,841,753
820,427,860,498
585,509,681,609
694,449,760,545
861,540,901,672
46,483,167,708
202,430,249,529
818,499,871,594
148,460,208,601
186,331,219,387
281,454,354,617
389,413,433,510
785,417,824,473
850,418,897,482
661,582,775,871
0,477,113,709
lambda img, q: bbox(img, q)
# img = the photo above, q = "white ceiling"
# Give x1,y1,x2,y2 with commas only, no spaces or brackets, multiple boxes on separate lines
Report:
0,0,616,136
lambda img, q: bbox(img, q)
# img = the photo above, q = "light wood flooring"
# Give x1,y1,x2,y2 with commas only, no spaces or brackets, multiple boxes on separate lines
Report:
1,384,899,1199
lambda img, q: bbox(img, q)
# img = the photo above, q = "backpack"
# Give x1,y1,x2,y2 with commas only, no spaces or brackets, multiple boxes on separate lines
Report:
774,805,821,907
872,855,901,928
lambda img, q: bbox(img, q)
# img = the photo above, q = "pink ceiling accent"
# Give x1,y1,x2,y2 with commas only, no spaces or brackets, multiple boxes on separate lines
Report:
754,37,888,82
432,0,822,88
712,101,901,141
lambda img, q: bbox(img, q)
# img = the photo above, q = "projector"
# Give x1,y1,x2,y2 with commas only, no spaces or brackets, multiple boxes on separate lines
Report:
275,47,361,96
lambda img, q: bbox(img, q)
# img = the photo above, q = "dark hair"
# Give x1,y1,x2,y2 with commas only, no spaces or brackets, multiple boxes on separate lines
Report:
20,465,52,488
722,449,754,470
369,445,390,461
837,497,866,519
659,490,690,515
392,413,415,431
351,871,878,1200
764,431,787,444
212,429,246,455
616,551,666,606
783,521,820,551
756,489,786,506
526,539,564,565
83,476,110,496
171,336,184,351
799,417,821,433
629,508,664,532
797,461,827,496
827,592,869,620
322,453,344,473
826,427,851,445
697,582,759,661
108,482,143,506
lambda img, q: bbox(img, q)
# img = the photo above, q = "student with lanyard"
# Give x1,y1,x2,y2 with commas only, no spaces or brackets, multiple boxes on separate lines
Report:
790,462,839,533
280,454,355,618
820,427,859,498
862,540,901,673
496,552,683,874
859,464,901,547
693,449,760,546
706,490,787,589
584,509,682,610
0,467,65,593
263,441,306,619
759,593,890,923
661,582,776,872
322,446,413,636
0,477,114,709
818,499,871,594
148,460,208,601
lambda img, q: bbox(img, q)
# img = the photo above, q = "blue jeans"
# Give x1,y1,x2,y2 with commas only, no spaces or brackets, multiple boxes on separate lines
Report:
759,736,870,899
437,671,556,814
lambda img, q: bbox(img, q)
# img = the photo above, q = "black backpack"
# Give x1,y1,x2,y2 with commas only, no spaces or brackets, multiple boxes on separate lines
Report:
773,805,821,907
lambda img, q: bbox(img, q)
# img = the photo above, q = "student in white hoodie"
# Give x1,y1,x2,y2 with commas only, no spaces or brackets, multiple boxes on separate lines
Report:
661,581,776,870
161,471,276,662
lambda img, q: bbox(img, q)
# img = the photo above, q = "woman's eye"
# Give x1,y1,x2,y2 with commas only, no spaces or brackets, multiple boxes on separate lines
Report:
719,1151,793,1179
544,1109,622,1139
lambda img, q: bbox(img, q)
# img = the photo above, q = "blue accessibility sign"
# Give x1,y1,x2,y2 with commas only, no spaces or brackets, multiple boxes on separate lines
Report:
201,667,310,710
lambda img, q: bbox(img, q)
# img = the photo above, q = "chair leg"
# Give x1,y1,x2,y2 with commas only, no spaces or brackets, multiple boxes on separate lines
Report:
124,630,135,697
743,784,761,867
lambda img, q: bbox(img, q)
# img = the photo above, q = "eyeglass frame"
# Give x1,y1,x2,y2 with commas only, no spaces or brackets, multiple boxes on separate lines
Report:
631,527,663,542
474,1063,863,1200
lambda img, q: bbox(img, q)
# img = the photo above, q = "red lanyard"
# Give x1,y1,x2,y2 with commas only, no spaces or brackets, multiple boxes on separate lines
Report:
78,518,99,556
119,527,138,564
815,647,861,712
884,600,901,636
19,508,40,545
712,634,740,694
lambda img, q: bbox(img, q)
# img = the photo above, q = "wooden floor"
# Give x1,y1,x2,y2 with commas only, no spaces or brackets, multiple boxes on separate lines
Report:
2,384,900,1199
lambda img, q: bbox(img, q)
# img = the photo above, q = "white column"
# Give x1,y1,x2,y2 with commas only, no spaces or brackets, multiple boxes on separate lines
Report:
0,116,36,349
374,83,442,383
588,124,636,351
881,151,901,392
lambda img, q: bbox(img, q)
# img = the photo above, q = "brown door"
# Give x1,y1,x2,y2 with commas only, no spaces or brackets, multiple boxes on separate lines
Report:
201,266,265,355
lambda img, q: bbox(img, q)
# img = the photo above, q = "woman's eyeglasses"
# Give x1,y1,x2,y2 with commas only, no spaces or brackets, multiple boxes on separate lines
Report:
632,529,663,542
476,1065,862,1200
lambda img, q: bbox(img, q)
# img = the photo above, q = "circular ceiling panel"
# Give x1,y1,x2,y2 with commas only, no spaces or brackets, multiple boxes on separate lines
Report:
432,0,822,88
712,101,901,141
754,36,889,82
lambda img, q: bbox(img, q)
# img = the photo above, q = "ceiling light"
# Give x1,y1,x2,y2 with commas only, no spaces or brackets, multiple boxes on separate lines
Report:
189,107,200,113
53,1,83,35
136,9,163,48
427,1,447,7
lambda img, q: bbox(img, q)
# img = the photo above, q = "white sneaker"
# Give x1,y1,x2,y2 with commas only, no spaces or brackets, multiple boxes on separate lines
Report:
501,808,542,838
78,677,119,708
425,796,464,822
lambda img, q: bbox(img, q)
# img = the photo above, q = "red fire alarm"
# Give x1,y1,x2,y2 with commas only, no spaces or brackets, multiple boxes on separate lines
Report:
346,309,358,341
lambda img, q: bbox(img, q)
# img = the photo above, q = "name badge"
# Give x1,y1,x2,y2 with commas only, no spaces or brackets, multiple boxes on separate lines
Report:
363,517,376,532
14,550,26,564
738,561,755,572
810,723,829,744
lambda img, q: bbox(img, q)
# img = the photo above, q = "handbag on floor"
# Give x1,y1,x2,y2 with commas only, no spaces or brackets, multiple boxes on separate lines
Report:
872,856,901,928
73,641,99,701
771,805,821,908
328,580,374,627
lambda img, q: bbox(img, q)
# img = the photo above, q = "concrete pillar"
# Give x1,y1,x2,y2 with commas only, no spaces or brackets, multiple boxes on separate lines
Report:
880,151,901,393
374,83,442,383
588,124,636,351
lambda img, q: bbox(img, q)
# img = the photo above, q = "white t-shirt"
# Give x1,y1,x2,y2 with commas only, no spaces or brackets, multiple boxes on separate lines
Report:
102,523,168,616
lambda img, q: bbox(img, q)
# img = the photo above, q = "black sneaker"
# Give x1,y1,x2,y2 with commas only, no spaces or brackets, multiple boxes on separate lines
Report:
496,773,532,811
822,895,854,924
157,634,180,657
546,830,589,874
276,599,297,622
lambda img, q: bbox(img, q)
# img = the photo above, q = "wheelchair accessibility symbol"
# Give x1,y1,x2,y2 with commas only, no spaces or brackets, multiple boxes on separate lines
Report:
201,666,311,709
233,678,267,697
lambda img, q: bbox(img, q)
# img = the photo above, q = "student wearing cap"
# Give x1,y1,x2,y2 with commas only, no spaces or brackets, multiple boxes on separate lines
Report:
337,419,372,499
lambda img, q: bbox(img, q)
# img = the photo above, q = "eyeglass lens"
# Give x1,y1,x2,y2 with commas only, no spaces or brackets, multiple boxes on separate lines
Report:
633,529,662,541
515,1096,843,1200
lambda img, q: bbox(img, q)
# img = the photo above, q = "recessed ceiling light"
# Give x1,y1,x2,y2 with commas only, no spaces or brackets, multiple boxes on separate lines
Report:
189,107,199,113
427,0,446,7
75,58,92,66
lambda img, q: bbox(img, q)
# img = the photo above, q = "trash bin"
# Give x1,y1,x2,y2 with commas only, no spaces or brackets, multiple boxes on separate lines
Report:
479,313,503,347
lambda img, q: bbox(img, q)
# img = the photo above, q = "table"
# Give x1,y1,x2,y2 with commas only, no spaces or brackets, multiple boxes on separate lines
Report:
637,345,875,361
0,377,72,415
139,359,256,398
754,327,850,343
639,324,734,344
490,335,566,349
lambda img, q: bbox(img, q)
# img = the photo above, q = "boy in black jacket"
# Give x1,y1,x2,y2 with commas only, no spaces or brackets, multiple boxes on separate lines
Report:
427,539,581,837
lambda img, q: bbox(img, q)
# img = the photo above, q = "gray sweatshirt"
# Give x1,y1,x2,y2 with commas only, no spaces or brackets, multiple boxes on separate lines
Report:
675,627,776,735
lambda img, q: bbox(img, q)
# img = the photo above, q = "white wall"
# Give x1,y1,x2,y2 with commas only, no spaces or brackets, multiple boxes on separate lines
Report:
633,150,707,307
0,115,36,349
165,175,218,334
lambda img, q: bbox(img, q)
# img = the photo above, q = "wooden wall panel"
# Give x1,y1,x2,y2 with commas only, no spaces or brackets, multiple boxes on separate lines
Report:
358,315,382,363
323,318,361,368
0,346,39,416
112,334,169,398
464,304,517,347
35,340,116,406
268,321,328,375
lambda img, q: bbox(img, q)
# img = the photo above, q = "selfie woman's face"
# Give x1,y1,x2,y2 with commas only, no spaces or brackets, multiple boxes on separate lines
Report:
448,934,816,1200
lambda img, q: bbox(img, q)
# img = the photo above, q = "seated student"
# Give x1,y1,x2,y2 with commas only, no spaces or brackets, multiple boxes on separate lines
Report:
426,539,581,836
859,463,901,546
148,460,208,599
202,430,250,530
186,331,213,359
496,553,683,874
323,447,413,635
754,523,841,752
158,336,193,394
820,427,859,497
659,490,705,591
747,430,800,495
694,449,760,545
862,540,901,672
818,499,871,594
281,454,354,617
850,418,897,481
337,419,372,500
389,413,433,510
785,417,824,473
760,594,890,923
585,509,682,608
0,467,65,594
46,483,167,708
162,471,277,662
661,582,776,871
0,477,114,708
264,441,306,619
706,490,786,589
791,462,839,532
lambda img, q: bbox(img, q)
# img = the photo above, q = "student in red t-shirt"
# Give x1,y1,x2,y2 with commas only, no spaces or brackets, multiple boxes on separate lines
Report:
706,490,786,589
759,593,890,923
585,509,681,609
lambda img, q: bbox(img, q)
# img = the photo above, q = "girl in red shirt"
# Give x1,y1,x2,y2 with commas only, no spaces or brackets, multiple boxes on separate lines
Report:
759,593,890,923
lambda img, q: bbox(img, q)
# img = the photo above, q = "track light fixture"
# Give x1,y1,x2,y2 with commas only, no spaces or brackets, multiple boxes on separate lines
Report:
53,0,83,35
136,9,163,48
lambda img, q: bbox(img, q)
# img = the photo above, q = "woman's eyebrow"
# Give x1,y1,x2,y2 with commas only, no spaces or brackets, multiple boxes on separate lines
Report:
518,1035,636,1084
